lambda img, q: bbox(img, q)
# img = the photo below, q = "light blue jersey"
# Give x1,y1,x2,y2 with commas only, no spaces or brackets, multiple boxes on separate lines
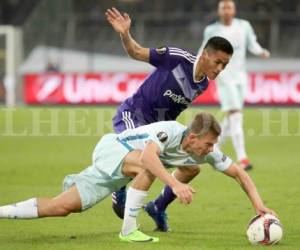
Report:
117,121,232,172
63,120,232,211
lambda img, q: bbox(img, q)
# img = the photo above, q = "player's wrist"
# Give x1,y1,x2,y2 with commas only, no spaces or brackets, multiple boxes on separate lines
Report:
120,29,130,37
169,178,183,190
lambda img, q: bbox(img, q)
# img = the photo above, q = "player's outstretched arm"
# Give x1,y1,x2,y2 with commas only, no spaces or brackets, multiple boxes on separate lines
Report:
105,7,149,62
260,49,270,59
140,141,195,205
224,163,278,217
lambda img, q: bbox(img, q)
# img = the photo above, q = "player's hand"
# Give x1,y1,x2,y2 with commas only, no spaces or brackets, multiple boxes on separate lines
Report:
256,206,278,218
171,181,196,205
105,7,131,34
260,49,270,59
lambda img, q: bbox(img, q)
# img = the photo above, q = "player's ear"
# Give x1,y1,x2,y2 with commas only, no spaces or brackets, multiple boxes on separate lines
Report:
200,49,210,62
188,133,198,141
200,49,208,58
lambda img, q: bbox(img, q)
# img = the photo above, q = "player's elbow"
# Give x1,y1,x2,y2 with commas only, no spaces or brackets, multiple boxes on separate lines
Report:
129,46,147,61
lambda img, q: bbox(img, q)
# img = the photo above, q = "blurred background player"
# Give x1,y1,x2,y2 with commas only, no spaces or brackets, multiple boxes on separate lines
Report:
105,7,233,220
199,0,270,171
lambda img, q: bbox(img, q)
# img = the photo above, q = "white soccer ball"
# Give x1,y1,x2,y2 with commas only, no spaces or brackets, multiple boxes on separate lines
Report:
246,213,283,245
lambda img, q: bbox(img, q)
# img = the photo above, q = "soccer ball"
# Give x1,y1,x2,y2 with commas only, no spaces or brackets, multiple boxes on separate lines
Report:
246,213,283,245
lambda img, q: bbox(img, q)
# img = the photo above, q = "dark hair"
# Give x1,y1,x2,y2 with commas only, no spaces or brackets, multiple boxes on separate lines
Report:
188,112,221,137
204,36,233,55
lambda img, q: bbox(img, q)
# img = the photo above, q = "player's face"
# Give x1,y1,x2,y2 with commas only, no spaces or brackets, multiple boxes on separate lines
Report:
201,50,231,80
187,132,218,157
218,1,236,24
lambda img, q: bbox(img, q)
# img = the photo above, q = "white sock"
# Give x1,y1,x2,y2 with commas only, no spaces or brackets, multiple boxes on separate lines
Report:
216,116,230,149
122,187,148,236
228,112,247,161
0,198,38,219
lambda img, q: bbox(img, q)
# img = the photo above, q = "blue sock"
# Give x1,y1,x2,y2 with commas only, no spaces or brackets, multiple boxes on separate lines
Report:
154,185,176,212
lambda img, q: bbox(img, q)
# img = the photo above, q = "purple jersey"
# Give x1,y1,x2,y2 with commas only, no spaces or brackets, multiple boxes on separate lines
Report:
113,46,209,132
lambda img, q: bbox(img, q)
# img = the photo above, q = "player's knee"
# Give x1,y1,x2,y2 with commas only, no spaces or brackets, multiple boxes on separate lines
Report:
51,201,79,216
180,166,200,177
187,167,200,177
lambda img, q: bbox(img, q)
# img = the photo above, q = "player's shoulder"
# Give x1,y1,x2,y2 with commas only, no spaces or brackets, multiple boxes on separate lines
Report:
152,121,186,135
168,46,196,64
234,18,251,27
204,20,220,30
148,121,185,144
156,120,186,129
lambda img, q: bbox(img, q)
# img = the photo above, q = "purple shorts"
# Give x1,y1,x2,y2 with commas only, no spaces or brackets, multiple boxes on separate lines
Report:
112,110,143,133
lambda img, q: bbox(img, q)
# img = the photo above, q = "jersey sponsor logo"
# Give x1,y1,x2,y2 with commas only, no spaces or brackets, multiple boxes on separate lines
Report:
156,46,167,54
163,89,190,106
183,158,195,165
156,131,168,143
222,154,227,162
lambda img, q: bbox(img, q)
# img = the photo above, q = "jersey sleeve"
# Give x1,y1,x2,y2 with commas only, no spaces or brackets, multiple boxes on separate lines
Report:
204,148,233,172
149,46,195,70
245,21,264,55
145,121,184,153
144,135,166,153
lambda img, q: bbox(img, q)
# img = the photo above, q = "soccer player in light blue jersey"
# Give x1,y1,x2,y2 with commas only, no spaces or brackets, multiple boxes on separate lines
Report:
105,7,234,224
199,0,270,171
0,113,277,243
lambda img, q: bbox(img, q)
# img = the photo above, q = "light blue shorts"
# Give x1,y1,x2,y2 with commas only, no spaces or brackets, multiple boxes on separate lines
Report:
62,134,132,211
217,83,247,111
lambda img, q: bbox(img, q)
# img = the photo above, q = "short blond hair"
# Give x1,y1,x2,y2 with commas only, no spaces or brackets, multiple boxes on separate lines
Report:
188,112,221,137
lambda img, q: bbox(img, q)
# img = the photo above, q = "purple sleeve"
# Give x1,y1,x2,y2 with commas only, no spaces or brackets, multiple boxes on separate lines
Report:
149,46,183,70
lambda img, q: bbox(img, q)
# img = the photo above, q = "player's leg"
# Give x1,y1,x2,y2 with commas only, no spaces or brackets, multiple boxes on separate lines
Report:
144,165,200,231
217,78,252,170
229,84,252,170
120,166,159,242
229,111,252,170
111,110,141,219
37,185,82,217
216,82,235,149
0,135,135,220
216,115,230,149
0,185,82,219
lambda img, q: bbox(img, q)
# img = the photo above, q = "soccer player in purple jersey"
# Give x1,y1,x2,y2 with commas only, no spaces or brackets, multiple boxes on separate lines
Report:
106,7,233,228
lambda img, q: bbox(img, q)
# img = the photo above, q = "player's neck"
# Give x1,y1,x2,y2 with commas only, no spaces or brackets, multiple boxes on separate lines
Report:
194,60,205,82
181,136,190,153
195,73,205,82
221,18,233,26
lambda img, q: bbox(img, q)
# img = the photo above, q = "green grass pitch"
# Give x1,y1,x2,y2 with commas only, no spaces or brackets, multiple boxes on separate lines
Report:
0,106,299,250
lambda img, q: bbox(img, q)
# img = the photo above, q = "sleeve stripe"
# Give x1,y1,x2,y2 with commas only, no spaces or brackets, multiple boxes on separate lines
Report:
169,51,195,63
122,112,132,129
122,111,135,130
126,111,136,129
169,47,196,59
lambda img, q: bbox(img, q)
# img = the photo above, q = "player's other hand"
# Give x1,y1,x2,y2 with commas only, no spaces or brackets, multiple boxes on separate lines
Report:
171,181,196,205
105,7,131,34
260,49,270,59
256,206,278,218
